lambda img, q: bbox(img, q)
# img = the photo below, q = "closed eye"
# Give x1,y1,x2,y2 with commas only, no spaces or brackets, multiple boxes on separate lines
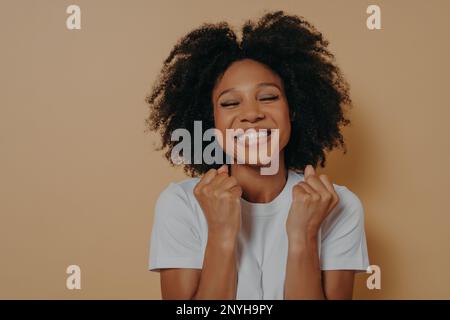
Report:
259,95,279,102
220,101,239,107
219,95,279,107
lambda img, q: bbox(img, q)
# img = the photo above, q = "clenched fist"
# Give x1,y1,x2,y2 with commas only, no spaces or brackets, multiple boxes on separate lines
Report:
193,164,243,240
286,165,340,242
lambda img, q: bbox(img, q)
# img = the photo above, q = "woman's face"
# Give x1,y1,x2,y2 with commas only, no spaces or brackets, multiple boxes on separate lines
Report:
212,59,291,167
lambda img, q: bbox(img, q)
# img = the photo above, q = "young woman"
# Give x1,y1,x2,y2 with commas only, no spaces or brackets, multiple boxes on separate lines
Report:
146,11,369,300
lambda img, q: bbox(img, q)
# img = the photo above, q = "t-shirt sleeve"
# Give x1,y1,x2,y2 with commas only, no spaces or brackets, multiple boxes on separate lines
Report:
148,182,203,271
320,186,370,272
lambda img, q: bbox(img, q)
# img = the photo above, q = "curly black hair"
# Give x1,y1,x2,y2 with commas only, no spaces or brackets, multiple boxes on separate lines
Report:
145,10,352,177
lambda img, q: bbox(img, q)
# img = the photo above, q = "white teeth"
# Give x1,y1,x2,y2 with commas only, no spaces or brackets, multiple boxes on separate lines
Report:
236,130,270,144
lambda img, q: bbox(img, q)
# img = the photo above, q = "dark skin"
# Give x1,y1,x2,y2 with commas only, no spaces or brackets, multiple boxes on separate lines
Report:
160,59,355,300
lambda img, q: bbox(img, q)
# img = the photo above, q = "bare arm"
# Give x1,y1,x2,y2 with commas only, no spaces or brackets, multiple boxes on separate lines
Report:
193,232,238,299
160,165,241,300
284,232,355,299
322,270,355,300
284,233,325,299
285,165,355,300
160,231,238,300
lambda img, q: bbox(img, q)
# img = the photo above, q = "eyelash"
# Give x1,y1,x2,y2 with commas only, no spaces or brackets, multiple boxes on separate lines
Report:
220,95,279,107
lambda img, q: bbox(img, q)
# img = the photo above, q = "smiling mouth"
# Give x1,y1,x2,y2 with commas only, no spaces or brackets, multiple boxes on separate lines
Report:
234,129,272,145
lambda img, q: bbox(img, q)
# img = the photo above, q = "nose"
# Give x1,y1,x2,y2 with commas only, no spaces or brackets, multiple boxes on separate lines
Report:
239,100,265,123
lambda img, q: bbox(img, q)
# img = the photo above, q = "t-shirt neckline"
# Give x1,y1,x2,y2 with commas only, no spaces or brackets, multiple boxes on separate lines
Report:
240,170,298,216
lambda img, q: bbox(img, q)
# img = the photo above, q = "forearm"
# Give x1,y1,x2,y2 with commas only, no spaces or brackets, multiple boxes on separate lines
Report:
284,233,325,300
192,231,238,299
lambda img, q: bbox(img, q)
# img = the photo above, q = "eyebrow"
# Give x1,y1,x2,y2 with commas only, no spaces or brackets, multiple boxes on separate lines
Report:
217,82,282,100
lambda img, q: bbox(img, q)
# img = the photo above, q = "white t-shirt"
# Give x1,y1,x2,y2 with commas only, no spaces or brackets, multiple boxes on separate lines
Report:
148,169,370,299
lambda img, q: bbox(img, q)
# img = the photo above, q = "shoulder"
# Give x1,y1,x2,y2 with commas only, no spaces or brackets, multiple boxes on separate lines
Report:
288,170,363,207
157,177,200,203
319,183,370,270
288,170,363,208
322,183,365,236
333,184,364,215
154,176,201,220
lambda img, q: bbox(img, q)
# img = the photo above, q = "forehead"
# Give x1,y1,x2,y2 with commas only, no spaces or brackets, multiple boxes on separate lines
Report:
213,59,283,95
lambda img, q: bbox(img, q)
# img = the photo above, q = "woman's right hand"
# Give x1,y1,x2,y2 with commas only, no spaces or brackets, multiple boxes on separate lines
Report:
193,164,242,240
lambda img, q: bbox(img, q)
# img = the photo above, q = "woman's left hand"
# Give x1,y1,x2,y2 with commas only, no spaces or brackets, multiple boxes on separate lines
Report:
286,165,340,242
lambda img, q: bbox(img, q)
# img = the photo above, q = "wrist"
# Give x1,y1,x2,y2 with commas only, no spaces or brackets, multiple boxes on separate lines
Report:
287,224,319,240
208,228,239,250
287,231,319,254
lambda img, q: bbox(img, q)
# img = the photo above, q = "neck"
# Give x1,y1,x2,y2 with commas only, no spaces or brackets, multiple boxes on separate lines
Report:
230,153,287,203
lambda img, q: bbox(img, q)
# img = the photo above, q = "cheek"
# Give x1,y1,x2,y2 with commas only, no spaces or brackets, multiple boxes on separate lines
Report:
213,108,232,150
214,108,229,133
272,104,292,147
281,121,291,150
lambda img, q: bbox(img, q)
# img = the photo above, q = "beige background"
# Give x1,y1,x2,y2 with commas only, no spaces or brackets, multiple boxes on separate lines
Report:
1,0,449,299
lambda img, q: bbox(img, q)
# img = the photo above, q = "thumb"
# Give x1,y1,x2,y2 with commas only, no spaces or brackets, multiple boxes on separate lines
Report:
304,164,315,179
217,164,228,174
